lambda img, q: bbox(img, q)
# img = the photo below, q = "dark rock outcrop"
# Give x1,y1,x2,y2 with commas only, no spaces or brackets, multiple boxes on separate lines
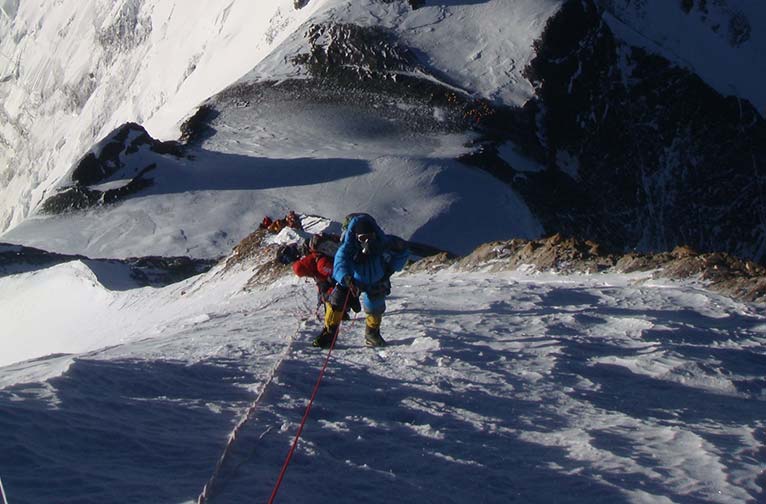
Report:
293,22,418,81
41,164,156,214
178,104,219,145
70,122,181,186
122,255,218,287
40,123,183,214
464,0,766,264
198,21,503,146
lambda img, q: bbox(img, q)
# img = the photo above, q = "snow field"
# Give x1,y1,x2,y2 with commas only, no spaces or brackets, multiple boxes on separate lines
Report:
1,264,764,503
1,89,543,259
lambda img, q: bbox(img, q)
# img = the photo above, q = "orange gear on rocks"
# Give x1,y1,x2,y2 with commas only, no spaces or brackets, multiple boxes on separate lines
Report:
286,210,302,230
268,219,285,233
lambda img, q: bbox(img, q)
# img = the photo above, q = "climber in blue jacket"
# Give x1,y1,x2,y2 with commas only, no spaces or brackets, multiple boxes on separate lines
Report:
313,214,409,348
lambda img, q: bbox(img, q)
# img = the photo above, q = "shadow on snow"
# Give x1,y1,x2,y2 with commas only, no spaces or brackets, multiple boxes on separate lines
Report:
142,149,371,196
0,358,257,504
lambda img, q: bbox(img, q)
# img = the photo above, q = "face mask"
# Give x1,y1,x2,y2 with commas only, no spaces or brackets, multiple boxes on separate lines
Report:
357,233,374,254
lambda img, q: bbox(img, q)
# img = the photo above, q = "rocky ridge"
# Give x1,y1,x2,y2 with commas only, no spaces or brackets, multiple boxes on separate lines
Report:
407,233,766,305
0,242,216,288
40,123,185,214
226,223,766,305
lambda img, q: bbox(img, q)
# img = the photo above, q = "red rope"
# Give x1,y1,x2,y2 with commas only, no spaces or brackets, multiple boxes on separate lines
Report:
267,289,353,503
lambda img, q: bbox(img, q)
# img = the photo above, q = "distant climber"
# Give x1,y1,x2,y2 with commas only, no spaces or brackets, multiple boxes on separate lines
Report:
285,210,302,230
278,231,359,318
314,214,409,348
292,248,334,301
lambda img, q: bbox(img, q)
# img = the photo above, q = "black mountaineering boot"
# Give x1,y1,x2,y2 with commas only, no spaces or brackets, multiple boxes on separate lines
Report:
364,325,386,347
313,326,337,349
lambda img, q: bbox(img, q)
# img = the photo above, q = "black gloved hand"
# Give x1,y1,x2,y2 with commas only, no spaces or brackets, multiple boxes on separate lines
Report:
316,280,330,294
343,275,359,296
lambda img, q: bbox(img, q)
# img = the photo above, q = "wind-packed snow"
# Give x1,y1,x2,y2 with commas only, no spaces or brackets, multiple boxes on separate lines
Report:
1,254,764,503
397,0,562,105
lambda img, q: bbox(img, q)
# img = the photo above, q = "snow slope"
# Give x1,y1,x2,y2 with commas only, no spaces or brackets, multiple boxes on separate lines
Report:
601,0,766,115
0,0,556,238
1,2,766,501
0,127,542,258
0,0,549,260
0,0,328,231
1,248,764,503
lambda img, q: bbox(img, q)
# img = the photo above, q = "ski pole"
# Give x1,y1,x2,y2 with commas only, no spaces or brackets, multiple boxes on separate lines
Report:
0,475,9,504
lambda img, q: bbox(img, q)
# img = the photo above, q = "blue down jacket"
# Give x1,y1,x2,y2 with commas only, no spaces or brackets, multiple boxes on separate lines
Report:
332,215,409,292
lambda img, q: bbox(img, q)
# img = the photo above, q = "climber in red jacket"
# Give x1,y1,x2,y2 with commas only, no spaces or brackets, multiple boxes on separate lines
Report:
292,251,334,302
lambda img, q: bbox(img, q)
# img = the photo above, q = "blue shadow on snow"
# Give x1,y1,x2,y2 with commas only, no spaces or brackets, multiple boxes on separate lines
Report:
0,358,257,504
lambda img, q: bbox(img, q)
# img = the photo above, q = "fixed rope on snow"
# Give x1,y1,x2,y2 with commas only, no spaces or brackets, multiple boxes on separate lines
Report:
196,315,305,504
267,288,353,504
0,475,9,504
196,285,352,503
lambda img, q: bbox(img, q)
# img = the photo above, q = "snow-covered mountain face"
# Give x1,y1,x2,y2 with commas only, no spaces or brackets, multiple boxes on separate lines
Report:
0,0,328,232
0,0,555,258
2,3,766,500
1,0,765,261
